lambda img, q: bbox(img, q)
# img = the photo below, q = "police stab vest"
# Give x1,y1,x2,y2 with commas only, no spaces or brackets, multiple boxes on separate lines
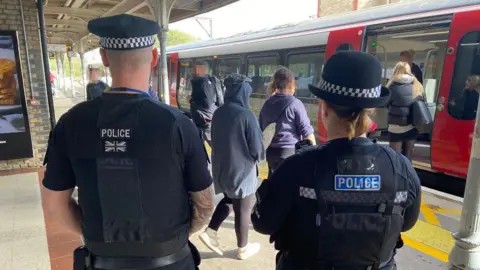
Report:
70,94,190,257
313,140,407,269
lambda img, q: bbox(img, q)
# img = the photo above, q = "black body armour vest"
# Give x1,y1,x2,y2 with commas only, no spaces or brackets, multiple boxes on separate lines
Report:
313,139,407,269
70,95,190,257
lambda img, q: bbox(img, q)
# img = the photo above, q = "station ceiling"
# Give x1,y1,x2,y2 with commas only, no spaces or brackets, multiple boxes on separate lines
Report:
44,0,237,52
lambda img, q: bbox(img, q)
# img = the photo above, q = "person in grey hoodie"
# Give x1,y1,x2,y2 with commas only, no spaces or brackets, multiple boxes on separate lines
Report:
198,74,265,260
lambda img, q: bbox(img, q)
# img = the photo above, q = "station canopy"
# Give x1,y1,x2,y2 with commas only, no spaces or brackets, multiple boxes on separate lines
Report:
44,0,237,52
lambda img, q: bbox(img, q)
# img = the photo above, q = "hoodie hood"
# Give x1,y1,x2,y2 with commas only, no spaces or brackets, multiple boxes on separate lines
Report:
392,74,414,84
224,74,252,108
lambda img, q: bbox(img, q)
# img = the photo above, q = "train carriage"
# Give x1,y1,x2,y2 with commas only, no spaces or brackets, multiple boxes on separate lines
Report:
155,0,480,180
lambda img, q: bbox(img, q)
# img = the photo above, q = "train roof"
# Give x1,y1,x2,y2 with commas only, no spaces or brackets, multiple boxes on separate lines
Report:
167,0,479,54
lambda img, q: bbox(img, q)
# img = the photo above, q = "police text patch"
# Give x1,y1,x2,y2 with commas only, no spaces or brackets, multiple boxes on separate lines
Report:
334,175,381,191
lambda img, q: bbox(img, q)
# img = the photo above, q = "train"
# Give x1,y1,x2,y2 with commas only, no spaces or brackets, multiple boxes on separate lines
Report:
153,0,480,180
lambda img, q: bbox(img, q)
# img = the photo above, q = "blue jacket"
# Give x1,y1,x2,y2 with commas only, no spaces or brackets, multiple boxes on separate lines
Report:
211,76,265,198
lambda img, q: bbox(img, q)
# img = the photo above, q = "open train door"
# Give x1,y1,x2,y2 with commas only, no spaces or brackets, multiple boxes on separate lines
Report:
168,52,179,107
317,26,366,142
431,10,480,178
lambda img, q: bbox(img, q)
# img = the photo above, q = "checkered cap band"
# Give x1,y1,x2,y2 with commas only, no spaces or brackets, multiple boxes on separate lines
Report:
100,36,155,50
318,78,382,98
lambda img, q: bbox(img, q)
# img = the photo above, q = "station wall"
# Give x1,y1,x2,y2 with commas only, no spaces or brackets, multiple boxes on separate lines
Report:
0,0,50,171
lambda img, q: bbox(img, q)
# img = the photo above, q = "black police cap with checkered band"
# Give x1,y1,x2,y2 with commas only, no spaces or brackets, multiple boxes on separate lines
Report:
88,14,160,50
309,51,390,108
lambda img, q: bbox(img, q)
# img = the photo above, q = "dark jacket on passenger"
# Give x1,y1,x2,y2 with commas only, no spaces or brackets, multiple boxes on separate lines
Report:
411,62,423,85
190,75,224,127
211,75,265,199
388,75,415,126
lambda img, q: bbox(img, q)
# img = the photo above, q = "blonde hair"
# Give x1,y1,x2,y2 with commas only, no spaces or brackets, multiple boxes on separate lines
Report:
323,100,375,139
386,61,424,98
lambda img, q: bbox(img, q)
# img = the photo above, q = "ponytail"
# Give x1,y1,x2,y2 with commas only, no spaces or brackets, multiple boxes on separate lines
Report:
326,101,374,139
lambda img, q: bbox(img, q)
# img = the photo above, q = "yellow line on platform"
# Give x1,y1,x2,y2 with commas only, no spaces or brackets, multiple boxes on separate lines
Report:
402,219,454,262
436,209,462,215
421,194,441,226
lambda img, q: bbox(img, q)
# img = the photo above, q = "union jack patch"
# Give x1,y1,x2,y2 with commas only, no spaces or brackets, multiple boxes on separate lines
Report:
104,140,127,153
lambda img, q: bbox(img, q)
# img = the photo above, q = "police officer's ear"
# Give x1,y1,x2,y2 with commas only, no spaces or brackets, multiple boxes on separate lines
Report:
319,100,330,120
99,48,110,67
151,48,159,68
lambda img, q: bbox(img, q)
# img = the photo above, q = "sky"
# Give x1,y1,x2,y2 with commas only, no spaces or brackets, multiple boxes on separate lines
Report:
170,0,318,40
85,0,318,61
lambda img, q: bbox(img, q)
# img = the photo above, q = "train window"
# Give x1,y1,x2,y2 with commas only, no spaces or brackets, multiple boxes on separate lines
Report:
336,43,353,52
448,31,480,120
247,56,279,95
177,59,193,111
218,58,242,80
287,52,325,98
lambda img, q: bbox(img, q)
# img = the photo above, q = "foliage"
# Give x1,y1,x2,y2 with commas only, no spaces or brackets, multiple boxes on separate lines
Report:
49,57,84,78
154,29,198,48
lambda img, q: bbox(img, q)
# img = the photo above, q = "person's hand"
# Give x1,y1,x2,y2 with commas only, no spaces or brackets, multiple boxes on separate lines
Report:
187,95,191,103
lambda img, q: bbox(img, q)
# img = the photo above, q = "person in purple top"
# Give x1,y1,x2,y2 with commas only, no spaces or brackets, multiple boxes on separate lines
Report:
259,67,316,177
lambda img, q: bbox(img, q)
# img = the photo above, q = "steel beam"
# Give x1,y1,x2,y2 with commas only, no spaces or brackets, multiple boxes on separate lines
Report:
46,19,87,26
44,6,104,17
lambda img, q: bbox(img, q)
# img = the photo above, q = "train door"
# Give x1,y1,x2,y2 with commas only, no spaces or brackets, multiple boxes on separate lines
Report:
431,10,480,177
168,53,179,107
317,26,366,142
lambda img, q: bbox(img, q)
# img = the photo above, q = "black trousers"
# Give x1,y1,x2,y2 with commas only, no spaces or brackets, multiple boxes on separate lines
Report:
207,193,256,248
94,255,196,270
266,147,296,178
276,252,397,270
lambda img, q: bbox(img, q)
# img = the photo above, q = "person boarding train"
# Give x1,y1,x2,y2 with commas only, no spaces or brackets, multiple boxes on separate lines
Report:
41,14,215,270
252,51,422,270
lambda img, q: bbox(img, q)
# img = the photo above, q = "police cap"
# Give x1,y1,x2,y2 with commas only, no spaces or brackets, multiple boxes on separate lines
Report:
88,14,160,51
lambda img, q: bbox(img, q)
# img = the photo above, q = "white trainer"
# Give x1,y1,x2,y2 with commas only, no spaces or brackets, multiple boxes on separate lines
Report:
198,228,224,256
237,242,261,260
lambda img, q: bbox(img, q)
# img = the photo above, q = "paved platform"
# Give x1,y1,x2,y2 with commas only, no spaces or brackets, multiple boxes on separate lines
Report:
0,168,459,270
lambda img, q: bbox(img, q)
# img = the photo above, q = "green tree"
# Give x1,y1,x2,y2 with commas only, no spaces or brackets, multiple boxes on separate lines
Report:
154,29,197,48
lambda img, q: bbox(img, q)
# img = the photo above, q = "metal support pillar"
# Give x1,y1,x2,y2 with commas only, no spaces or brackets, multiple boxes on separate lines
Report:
37,0,56,128
152,0,171,105
60,53,65,92
68,55,74,97
449,98,480,269
55,53,61,89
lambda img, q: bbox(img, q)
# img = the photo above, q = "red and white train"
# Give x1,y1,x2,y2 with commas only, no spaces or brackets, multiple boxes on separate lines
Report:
155,0,480,180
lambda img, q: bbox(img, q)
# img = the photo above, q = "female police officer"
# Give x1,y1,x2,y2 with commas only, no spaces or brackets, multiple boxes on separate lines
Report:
252,51,421,270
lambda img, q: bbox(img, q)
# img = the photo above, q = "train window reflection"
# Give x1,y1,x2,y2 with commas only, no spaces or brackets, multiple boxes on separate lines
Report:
218,58,242,80
247,56,279,95
448,31,480,120
177,59,193,111
287,52,325,98
247,55,279,117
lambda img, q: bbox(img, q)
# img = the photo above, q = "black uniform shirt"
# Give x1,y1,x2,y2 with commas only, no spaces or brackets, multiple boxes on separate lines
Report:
43,93,212,246
252,137,421,262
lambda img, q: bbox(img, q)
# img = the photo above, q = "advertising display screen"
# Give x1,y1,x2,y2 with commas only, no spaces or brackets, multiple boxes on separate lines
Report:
0,31,33,160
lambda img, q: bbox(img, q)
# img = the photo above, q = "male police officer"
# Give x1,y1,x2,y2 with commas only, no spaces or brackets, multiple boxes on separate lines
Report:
42,14,215,270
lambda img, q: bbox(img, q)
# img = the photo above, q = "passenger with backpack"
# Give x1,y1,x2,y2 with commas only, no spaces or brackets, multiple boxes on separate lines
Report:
189,60,225,146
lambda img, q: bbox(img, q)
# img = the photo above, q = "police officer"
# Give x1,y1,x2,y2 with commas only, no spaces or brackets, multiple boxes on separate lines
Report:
252,51,421,270
42,14,215,270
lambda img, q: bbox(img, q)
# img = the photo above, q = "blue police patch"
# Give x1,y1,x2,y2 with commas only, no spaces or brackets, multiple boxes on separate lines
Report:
334,175,381,191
